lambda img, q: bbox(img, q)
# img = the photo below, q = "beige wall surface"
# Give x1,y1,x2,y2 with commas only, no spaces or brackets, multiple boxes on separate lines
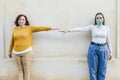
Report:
3,0,117,58
0,0,120,80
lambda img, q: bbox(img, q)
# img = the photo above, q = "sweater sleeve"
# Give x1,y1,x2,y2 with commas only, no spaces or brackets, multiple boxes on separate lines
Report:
106,27,112,53
9,33,14,53
30,26,51,32
69,25,92,32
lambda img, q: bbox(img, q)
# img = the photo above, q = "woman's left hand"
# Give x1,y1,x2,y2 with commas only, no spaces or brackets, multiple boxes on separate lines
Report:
108,53,112,60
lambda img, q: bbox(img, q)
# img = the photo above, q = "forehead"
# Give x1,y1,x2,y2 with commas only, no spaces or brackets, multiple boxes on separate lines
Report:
96,14,103,18
19,16,25,19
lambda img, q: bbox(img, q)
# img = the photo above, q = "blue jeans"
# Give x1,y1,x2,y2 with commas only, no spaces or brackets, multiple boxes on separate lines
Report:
88,43,109,80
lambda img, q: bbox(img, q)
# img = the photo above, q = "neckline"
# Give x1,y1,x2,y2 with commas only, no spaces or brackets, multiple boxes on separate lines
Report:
15,26,27,28
95,25,104,28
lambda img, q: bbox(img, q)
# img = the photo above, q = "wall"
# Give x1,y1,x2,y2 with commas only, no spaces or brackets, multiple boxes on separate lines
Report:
0,0,120,80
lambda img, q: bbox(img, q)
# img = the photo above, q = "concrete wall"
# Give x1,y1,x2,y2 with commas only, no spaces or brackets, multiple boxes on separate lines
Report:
0,0,120,80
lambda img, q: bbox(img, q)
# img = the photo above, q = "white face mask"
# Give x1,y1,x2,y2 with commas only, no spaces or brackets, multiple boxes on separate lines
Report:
96,19,103,26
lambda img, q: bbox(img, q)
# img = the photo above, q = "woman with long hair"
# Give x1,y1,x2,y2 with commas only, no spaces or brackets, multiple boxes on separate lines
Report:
60,13,112,80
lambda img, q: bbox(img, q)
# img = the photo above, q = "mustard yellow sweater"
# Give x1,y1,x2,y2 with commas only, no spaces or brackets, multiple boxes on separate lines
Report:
9,26,51,53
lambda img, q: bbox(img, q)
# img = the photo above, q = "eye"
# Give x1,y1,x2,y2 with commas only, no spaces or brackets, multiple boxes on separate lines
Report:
96,17,99,19
96,17,103,19
19,19,25,21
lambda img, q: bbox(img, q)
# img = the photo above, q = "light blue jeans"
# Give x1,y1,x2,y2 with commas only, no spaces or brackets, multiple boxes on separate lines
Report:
88,43,109,80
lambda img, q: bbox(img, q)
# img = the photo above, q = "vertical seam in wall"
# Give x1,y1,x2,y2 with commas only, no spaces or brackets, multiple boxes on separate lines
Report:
2,0,5,58
116,0,118,59
1,0,4,58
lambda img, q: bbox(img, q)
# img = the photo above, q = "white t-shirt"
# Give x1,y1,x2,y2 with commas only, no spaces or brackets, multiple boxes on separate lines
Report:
69,25,112,53
12,47,32,54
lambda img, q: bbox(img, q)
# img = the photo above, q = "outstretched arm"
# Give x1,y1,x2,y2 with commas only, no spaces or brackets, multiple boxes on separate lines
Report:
59,25,92,33
30,26,60,32
30,26,52,32
69,25,91,32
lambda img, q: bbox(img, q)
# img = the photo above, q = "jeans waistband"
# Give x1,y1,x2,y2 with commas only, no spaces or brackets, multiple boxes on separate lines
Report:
91,42,107,46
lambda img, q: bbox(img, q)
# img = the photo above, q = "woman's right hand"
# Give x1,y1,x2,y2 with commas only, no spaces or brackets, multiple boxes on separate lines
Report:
108,53,112,60
8,53,12,58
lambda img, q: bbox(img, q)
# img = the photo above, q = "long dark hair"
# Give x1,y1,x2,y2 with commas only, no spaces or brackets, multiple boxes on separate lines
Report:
94,13,105,25
15,14,30,26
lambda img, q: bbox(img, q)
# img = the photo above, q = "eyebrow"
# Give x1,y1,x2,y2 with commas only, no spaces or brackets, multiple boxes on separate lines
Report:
96,17,103,18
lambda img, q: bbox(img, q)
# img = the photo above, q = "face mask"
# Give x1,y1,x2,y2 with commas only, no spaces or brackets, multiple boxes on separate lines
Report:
96,19,103,26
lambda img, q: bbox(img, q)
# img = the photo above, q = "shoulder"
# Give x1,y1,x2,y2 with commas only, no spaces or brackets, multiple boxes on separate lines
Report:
87,24,95,29
27,25,34,28
27,25,36,31
104,25,110,30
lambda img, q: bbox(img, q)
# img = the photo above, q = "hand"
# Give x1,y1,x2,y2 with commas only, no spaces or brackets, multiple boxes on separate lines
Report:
108,53,112,60
59,30,66,35
8,53,12,58
59,29,69,34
